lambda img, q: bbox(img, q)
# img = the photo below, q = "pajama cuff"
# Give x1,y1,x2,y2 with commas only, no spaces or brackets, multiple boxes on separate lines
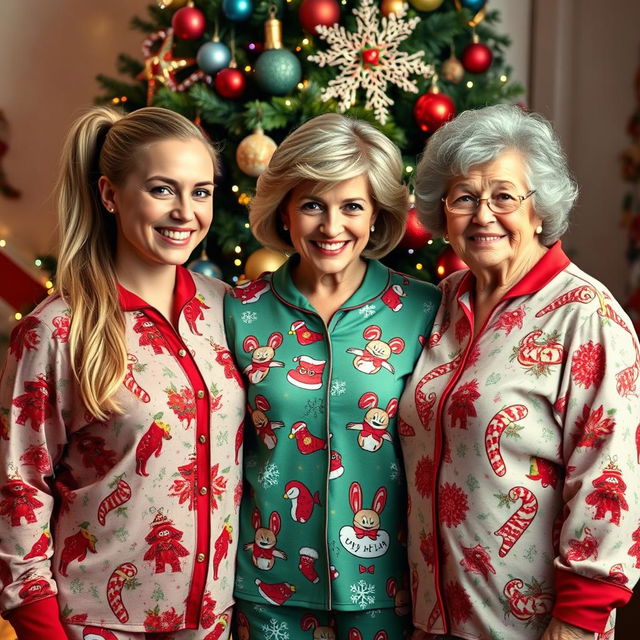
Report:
4,596,67,640
553,568,632,633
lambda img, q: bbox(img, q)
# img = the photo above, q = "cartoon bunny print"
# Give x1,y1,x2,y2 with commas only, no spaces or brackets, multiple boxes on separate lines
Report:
346,392,398,452
339,482,389,558
243,507,287,570
346,325,405,375
242,333,284,384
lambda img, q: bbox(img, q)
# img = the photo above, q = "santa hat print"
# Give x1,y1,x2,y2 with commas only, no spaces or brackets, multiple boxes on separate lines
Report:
255,579,296,605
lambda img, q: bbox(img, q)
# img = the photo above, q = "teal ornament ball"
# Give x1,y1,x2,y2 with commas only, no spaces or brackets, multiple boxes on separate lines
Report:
222,0,253,22
189,257,223,279
197,41,231,75
255,49,301,96
460,0,485,12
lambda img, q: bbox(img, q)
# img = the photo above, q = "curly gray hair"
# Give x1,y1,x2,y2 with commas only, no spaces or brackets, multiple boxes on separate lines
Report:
413,104,578,246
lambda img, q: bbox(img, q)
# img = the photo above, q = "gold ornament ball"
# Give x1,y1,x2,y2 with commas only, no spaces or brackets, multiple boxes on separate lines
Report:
244,248,288,280
157,0,189,8
441,55,465,83
236,130,278,178
408,0,444,11
381,0,405,17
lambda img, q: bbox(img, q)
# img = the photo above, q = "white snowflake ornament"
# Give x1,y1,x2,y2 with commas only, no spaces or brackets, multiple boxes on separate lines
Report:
308,0,434,125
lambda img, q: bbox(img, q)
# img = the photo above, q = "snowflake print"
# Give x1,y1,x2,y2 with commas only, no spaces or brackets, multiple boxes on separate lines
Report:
571,340,605,388
486,372,501,385
389,461,400,481
439,482,469,527
331,380,347,396
241,311,258,324
466,475,479,492
262,618,290,640
350,579,376,609
70,578,83,594
216,430,229,447
258,462,280,488
523,545,538,563
359,304,377,318
423,300,435,315
308,0,433,125
304,398,325,418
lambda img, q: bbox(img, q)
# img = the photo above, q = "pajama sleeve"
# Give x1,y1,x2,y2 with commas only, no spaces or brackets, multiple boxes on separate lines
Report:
0,312,72,636
552,302,640,633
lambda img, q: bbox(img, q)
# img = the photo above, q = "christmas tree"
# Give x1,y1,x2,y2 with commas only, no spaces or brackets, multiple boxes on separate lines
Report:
96,0,523,284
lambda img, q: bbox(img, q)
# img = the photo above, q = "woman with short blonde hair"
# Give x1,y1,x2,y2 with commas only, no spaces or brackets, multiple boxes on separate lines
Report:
226,113,440,639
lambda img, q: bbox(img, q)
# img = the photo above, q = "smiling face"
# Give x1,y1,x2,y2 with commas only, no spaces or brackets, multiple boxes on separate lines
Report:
444,150,543,279
99,138,215,275
282,174,377,284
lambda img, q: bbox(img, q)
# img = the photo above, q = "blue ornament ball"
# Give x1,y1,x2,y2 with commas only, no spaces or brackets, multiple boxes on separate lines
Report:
460,0,485,12
222,0,253,22
197,41,231,75
188,257,223,279
255,49,302,96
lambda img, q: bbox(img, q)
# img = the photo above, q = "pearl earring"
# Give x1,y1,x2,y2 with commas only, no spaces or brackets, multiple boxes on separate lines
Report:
283,224,289,231
535,225,543,234
443,234,450,244
370,225,375,233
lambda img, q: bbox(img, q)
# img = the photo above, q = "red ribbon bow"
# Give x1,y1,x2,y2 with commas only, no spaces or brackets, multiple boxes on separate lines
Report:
359,564,375,574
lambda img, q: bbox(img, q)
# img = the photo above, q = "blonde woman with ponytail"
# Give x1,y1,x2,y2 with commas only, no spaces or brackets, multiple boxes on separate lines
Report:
0,107,245,640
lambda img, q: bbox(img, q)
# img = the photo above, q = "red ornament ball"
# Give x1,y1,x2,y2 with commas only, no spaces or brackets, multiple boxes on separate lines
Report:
399,204,432,249
436,245,468,279
214,68,246,99
461,41,493,73
413,91,456,134
171,5,206,40
299,0,341,34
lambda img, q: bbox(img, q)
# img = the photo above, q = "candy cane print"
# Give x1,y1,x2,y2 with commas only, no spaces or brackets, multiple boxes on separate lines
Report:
420,355,462,385
97,477,132,526
597,302,632,334
123,354,150,403
503,578,553,621
484,405,528,476
107,562,138,623
428,316,451,348
494,486,538,557
535,285,596,317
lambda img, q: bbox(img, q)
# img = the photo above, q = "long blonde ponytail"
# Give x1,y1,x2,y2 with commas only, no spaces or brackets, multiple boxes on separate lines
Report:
55,106,218,420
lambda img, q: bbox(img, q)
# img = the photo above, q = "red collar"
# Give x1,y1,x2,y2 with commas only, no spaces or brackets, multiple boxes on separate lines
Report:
116,266,196,325
456,241,570,302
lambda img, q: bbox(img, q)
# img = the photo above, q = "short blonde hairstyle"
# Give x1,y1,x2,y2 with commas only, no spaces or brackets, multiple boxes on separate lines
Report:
250,113,408,259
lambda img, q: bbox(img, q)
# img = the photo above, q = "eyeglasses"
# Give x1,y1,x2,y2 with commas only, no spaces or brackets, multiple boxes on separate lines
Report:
442,190,536,216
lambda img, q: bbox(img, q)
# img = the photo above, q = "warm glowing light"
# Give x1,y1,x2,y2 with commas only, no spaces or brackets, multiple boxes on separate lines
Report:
405,166,413,174
238,193,252,206
14,312,22,320
47,288,55,295
234,258,242,266
285,99,291,107
34,259,42,267
466,81,474,88
297,82,305,90
244,65,252,72
407,249,414,255
0,239,6,247
231,185,239,193
295,46,302,52
302,38,310,46
416,263,423,270
437,265,445,276
500,74,508,82
427,239,433,245
111,97,120,104
121,96,128,102
234,245,242,253
232,275,239,282
45,280,53,288
244,222,250,228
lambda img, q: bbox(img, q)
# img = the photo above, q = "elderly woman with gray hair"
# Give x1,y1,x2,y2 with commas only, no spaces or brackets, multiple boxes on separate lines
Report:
398,104,640,640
